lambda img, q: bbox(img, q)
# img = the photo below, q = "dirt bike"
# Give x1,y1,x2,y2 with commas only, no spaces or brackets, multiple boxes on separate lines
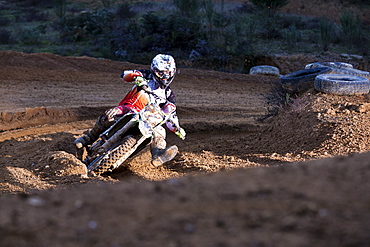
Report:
81,83,183,176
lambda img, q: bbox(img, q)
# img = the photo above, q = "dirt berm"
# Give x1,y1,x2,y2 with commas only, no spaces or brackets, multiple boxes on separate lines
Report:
0,51,369,247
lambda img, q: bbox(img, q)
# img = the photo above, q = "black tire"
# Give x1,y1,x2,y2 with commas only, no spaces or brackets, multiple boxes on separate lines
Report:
314,74,370,95
249,65,280,76
88,135,137,175
281,67,332,93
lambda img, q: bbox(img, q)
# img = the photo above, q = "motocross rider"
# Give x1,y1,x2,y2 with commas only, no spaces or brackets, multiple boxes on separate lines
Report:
74,54,186,167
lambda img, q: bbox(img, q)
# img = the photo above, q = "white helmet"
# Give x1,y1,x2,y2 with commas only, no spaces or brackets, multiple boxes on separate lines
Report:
150,54,176,87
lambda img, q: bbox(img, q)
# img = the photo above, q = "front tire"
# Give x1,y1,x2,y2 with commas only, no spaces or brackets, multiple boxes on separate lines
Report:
88,135,137,175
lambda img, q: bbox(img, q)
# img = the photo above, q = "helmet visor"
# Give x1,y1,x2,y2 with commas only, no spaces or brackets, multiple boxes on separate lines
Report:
154,69,172,80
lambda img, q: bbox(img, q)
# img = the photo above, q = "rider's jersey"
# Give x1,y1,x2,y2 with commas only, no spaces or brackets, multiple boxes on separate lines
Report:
118,69,179,132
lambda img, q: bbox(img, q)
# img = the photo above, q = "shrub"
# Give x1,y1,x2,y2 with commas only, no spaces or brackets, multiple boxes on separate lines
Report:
264,17,282,39
172,0,202,17
319,18,337,51
203,0,214,31
19,28,41,45
58,9,115,43
115,3,136,21
0,29,12,44
339,11,363,46
250,0,289,16
0,17,11,26
13,0,52,8
25,8,49,22
139,12,202,51
54,0,67,21
284,24,301,47
101,0,116,8
341,0,370,5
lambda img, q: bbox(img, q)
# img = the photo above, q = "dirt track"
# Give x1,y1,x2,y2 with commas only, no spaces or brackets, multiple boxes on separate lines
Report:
0,51,370,246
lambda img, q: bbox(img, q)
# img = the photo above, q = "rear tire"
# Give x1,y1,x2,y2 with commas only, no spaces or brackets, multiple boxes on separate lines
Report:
88,135,137,175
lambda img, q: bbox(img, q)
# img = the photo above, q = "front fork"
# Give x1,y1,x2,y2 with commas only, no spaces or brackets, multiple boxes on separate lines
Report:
92,115,139,155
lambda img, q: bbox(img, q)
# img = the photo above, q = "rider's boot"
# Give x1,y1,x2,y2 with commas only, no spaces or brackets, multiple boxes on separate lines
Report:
150,134,178,167
74,116,108,149
151,145,178,167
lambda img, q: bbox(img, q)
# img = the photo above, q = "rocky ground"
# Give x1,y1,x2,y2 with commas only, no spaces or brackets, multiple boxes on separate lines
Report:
0,50,369,246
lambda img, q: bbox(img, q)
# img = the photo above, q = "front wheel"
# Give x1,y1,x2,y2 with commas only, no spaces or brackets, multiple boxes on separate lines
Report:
87,135,137,175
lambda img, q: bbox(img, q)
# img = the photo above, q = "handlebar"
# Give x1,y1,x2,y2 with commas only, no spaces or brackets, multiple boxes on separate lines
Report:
133,76,179,120
135,79,166,102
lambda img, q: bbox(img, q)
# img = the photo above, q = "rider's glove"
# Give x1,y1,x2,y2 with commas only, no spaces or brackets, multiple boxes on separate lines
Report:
134,76,147,87
121,70,143,82
105,107,123,121
175,127,186,140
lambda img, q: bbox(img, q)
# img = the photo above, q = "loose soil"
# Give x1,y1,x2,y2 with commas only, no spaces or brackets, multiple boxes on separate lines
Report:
0,50,369,247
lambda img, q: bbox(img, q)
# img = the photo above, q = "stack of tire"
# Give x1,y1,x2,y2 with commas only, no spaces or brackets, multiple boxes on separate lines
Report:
279,62,370,95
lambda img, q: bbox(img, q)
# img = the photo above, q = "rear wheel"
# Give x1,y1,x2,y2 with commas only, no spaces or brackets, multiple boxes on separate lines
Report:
88,135,137,175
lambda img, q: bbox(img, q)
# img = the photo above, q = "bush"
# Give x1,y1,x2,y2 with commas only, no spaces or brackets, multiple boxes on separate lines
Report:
284,24,301,47
12,0,53,8
172,0,202,17
115,3,136,21
165,14,203,49
250,0,289,16
54,0,67,21
319,18,337,51
341,0,370,5
19,28,41,45
58,9,115,43
101,0,116,8
0,29,12,44
340,11,363,46
263,16,282,39
25,8,49,22
111,7,206,63
0,17,11,26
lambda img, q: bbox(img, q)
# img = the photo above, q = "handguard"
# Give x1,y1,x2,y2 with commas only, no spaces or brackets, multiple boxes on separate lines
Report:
175,127,186,140
134,76,148,87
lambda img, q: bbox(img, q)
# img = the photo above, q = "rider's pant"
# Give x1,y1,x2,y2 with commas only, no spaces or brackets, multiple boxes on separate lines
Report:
151,125,167,150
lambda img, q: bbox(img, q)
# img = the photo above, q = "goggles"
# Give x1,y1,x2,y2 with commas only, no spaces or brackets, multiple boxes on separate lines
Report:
154,70,171,80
